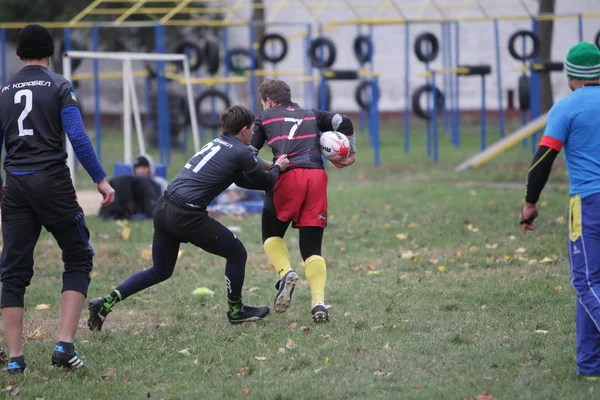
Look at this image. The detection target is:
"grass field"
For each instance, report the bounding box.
[1,120,592,399]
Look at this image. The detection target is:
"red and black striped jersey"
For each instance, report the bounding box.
[251,102,354,170]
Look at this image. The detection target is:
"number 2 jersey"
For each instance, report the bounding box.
[251,101,355,170]
[0,65,78,173]
[166,134,281,208]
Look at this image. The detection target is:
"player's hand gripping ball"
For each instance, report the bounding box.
[320,131,351,161]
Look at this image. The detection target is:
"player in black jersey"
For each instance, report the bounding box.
[88,105,289,330]
[0,25,115,374]
[251,79,356,323]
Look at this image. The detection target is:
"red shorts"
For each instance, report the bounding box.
[272,168,328,228]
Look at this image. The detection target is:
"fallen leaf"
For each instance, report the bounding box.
[487,200,495,206]
[254,356,267,361]
[247,287,259,292]
[384,342,391,350]
[121,226,131,240]
[555,285,563,292]
[515,247,527,253]
[236,367,249,377]
[474,392,495,400]
[7,386,20,396]
[367,270,380,275]
[26,327,43,341]
[242,388,250,395]
[34,304,50,310]
[286,322,298,331]
[401,250,415,260]
[268,264,276,272]
[437,266,446,272]
[178,348,192,357]
[470,190,477,196]
[555,216,566,224]
[285,339,296,349]
[456,251,463,257]
[535,330,549,334]
[481,305,489,309]
[408,222,418,228]
[313,368,322,374]
[509,235,517,240]
[485,243,498,249]
[324,356,329,364]
[528,260,538,265]
[384,204,392,210]
[428,258,439,264]
[101,368,117,380]
[503,255,511,261]
[373,369,393,377]
[358,347,367,355]
[141,248,153,260]
[540,257,553,263]
[466,224,479,233]
[395,233,408,240]
[301,326,312,335]
[278,348,286,354]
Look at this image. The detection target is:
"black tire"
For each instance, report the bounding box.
[518,74,530,111]
[595,30,600,50]
[204,38,220,75]
[353,35,373,64]
[174,41,203,72]
[354,81,373,111]
[412,84,445,120]
[414,33,439,63]
[309,37,337,69]
[316,82,331,111]
[508,30,540,61]
[227,48,253,76]
[259,33,288,64]
[195,89,232,129]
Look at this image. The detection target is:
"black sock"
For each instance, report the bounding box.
[58,341,74,353]
[9,355,25,366]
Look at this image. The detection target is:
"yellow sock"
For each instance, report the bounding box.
[304,255,326,307]
[264,237,292,279]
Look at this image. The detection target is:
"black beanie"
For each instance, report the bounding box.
[16,24,54,59]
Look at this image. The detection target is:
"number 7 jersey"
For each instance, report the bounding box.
[0,65,79,172]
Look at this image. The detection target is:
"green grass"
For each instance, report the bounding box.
[3,120,590,399]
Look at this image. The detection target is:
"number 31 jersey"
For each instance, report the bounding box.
[167,134,262,208]
[0,65,79,173]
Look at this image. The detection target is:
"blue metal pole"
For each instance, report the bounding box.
[92,26,102,164]
[480,75,486,151]
[358,25,366,135]
[432,70,439,162]
[0,29,6,85]
[446,21,456,146]
[404,22,410,154]
[530,17,541,154]
[441,22,449,133]
[370,78,380,166]
[426,63,432,159]
[248,23,258,114]
[578,14,583,42]
[223,26,231,98]
[521,34,528,148]
[493,19,505,139]
[453,21,460,148]
[155,24,171,165]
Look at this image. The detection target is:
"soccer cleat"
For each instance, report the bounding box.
[6,360,27,375]
[88,297,112,331]
[227,303,270,324]
[274,269,299,313]
[51,346,85,370]
[311,304,330,323]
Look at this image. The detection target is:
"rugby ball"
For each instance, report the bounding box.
[320,131,350,161]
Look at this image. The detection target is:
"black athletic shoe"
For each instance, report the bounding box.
[88,297,112,331]
[5,360,27,375]
[227,303,270,324]
[51,345,85,370]
[274,269,299,313]
[311,304,330,323]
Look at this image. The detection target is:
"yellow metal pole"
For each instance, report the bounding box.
[160,0,194,23]
[224,0,246,22]
[69,0,106,25]
[267,0,288,22]
[114,0,151,25]
[387,0,407,19]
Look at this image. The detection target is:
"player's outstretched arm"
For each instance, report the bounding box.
[61,106,115,205]
[234,154,289,191]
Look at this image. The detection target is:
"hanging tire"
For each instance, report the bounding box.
[412,84,445,120]
[595,30,600,50]
[518,74,530,111]
[204,38,220,75]
[414,33,439,63]
[174,41,203,72]
[353,35,373,64]
[309,37,337,69]
[316,82,331,110]
[227,48,253,75]
[508,30,540,61]
[259,33,288,64]
[195,89,232,129]
[354,81,374,111]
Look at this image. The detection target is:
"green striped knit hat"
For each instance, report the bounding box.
[565,42,600,80]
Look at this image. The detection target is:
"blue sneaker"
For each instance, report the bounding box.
[274,269,299,313]
[6,360,26,375]
[51,345,85,370]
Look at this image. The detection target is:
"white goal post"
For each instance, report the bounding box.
[62,50,201,185]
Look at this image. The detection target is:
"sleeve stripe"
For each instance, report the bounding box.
[540,136,563,151]
[528,148,552,172]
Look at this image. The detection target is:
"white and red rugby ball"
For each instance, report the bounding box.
[319,131,351,161]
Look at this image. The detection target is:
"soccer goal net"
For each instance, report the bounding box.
[61,50,200,186]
